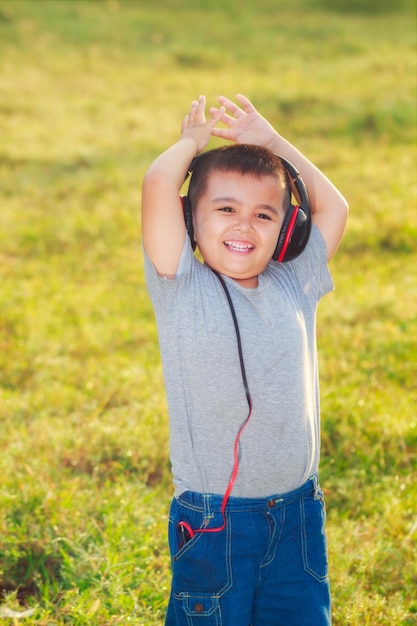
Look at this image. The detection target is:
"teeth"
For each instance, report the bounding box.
[225,241,254,251]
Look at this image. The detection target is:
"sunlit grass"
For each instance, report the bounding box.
[0,0,416,623]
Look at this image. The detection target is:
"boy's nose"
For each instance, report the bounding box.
[233,217,253,233]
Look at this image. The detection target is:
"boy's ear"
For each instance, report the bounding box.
[181,195,196,250]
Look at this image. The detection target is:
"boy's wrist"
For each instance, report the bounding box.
[178,134,204,158]
[264,132,283,154]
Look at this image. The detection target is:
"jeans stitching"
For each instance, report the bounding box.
[300,497,329,583]
[260,506,285,569]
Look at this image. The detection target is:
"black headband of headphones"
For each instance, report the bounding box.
[181,152,311,263]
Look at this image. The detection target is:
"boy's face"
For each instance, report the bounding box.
[193,171,286,288]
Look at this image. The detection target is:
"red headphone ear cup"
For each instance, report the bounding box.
[272,204,311,263]
[273,155,312,262]
[272,206,298,262]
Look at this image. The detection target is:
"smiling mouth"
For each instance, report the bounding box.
[224,240,255,252]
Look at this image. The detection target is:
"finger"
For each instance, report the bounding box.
[217,95,244,118]
[208,105,225,125]
[187,100,199,125]
[221,112,237,126]
[235,93,257,113]
[210,127,231,140]
[193,95,206,123]
[209,107,229,138]
[196,94,206,110]
[210,108,236,127]
[208,105,225,117]
[181,115,189,133]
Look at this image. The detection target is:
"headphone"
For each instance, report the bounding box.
[182,154,311,263]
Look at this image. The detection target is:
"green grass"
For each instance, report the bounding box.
[0,0,416,624]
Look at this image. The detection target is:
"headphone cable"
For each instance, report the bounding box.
[177,271,253,543]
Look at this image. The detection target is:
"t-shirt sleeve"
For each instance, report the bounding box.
[289,224,334,303]
[143,234,194,311]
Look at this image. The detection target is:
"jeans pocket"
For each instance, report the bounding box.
[168,497,232,598]
[300,495,329,582]
[181,593,221,621]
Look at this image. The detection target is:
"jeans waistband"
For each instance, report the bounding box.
[177,474,321,514]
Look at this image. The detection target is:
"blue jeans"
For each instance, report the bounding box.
[165,475,331,626]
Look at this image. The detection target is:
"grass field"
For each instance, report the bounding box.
[0,0,416,624]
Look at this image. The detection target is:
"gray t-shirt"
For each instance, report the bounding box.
[144,225,333,498]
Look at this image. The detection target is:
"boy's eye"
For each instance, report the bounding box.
[218,206,235,213]
[257,213,272,220]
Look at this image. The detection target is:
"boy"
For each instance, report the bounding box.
[141,94,348,625]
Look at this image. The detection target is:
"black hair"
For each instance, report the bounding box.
[187,144,291,211]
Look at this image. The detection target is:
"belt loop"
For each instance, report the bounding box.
[203,494,212,519]
[311,474,319,499]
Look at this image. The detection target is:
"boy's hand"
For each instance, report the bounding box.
[181,95,225,155]
[210,94,278,149]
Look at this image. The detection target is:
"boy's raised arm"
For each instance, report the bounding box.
[210,94,349,261]
[141,96,224,278]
